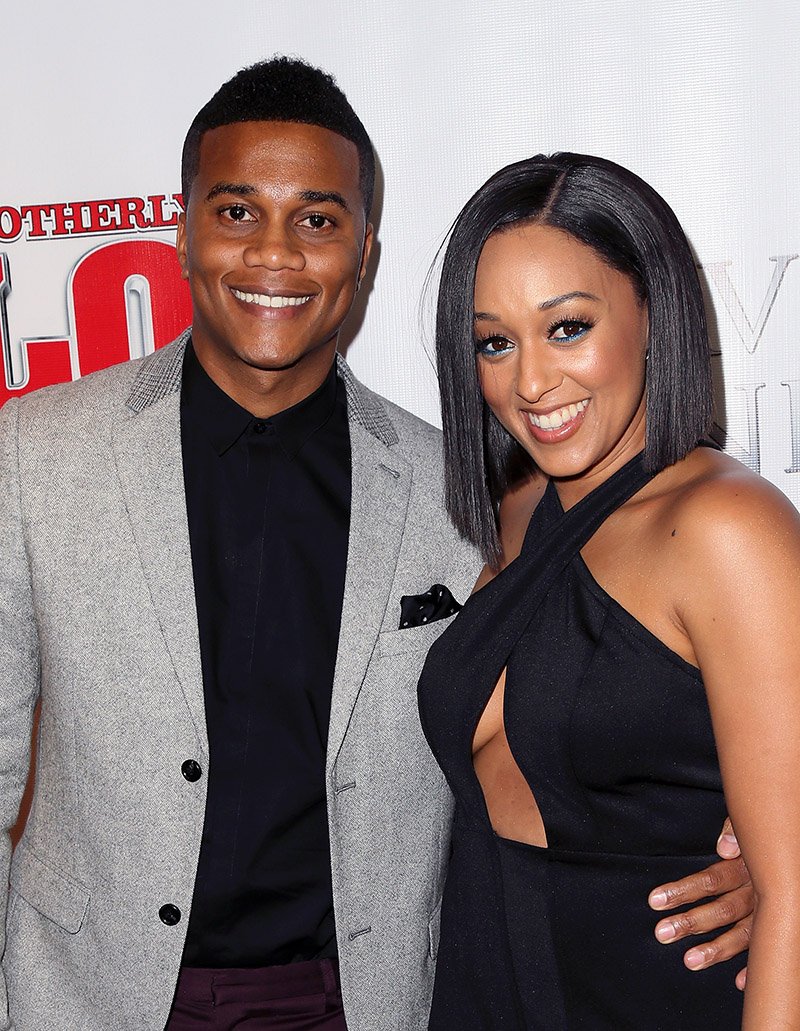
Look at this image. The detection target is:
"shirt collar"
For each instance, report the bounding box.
[181,341,340,458]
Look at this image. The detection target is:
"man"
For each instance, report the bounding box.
[0,58,751,1030]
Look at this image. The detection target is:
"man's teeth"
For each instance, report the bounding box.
[529,399,589,430]
[231,289,312,308]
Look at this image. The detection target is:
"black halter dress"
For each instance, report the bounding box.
[418,453,743,1029]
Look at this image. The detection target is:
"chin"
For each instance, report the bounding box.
[229,338,320,373]
[513,436,598,482]
[239,351,305,372]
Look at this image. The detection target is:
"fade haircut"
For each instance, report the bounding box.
[181,56,375,216]
[435,153,713,567]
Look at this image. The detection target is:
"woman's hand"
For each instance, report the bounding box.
[649,818,750,990]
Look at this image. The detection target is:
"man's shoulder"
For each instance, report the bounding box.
[342,370,480,571]
[373,390,442,451]
[19,358,140,415]
[339,361,442,462]
[11,336,185,433]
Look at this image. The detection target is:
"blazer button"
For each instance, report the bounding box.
[159,904,181,926]
[181,759,202,782]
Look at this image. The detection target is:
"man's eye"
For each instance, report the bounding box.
[223,204,254,223]
[549,320,591,341]
[476,335,514,356]
[301,213,333,230]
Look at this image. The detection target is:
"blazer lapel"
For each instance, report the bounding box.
[111,342,410,768]
[327,361,411,773]
[112,334,208,754]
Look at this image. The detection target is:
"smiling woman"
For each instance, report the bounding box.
[417,153,800,1029]
[474,223,650,490]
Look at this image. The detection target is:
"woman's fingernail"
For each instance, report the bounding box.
[655,922,676,942]
[685,949,705,970]
[649,890,668,909]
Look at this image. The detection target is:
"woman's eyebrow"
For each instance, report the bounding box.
[474,291,600,321]
[539,290,600,310]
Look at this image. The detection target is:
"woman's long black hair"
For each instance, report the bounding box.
[436,153,712,567]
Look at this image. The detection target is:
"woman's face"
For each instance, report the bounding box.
[474,222,649,488]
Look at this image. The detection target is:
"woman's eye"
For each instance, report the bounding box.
[222,204,254,223]
[476,335,514,356]
[300,213,334,230]
[550,320,591,342]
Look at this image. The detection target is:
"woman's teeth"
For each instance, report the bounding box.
[529,399,589,429]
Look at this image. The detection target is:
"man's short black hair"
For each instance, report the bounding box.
[181,56,375,216]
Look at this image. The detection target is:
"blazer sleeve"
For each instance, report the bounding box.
[0,398,42,1028]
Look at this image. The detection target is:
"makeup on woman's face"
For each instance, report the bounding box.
[473,222,649,491]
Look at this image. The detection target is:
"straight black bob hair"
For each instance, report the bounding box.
[181,56,375,216]
[436,152,712,567]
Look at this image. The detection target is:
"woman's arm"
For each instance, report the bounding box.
[677,471,800,1029]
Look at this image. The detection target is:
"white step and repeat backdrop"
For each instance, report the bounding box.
[1,0,797,496]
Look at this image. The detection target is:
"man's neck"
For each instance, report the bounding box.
[191,340,339,419]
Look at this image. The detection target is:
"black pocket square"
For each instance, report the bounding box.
[399,584,463,629]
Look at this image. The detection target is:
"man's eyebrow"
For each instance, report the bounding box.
[205,182,258,202]
[202,184,352,213]
[299,190,351,213]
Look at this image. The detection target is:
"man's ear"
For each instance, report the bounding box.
[176,213,189,281]
[357,222,374,288]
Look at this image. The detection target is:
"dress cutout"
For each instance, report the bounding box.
[418,452,743,1029]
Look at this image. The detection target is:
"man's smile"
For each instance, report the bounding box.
[229,287,315,309]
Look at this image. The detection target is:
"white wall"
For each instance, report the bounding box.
[1,0,797,497]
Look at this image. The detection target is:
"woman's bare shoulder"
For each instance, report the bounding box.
[652,447,800,579]
[659,447,798,530]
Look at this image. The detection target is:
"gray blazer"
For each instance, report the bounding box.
[0,332,480,1030]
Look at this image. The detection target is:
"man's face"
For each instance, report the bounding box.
[177,120,372,410]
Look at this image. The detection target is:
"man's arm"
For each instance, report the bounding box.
[649,818,750,990]
[0,397,43,1028]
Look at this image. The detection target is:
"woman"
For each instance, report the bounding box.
[417,154,800,1029]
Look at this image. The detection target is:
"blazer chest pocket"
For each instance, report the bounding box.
[10,843,90,934]
[377,613,458,659]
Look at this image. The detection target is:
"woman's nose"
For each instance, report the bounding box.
[514,342,562,403]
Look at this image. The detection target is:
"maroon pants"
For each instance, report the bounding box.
[164,958,347,1030]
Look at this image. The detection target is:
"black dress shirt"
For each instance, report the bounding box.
[179,343,351,967]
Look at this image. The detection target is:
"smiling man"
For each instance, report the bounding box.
[0,58,753,1031]
[177,118,372,416]
[0,58,478,1031]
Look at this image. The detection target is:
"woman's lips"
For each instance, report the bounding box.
[523,399,590,443]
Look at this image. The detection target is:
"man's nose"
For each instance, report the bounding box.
[243,222,306,271]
